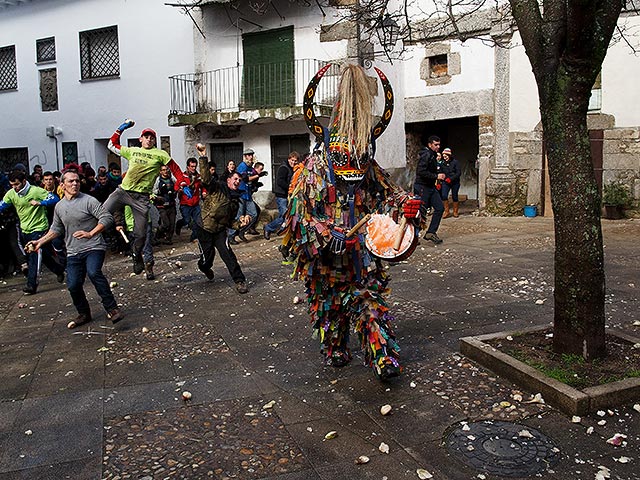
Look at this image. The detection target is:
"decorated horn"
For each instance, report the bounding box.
[371,67,394,141]
[303,63,333,141]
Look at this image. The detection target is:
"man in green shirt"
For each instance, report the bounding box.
[0,171,65,294]
[104,119,186,276]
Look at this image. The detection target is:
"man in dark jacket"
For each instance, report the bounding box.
[195,144,248,294]
[413,135,446,244]
[263,151,300,240]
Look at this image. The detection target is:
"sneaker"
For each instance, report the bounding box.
[228,237,239,246]
[198,263,214,280]
[144,263,155,281]
[56,273,65,284]
[22,285,37,295]
[107,308,124,324]
[235,281,248,294]
[423,232,443,244]
[238,232,248,242]
[132,254,144,275]
[67,312,92,329]
[263,229,271,240]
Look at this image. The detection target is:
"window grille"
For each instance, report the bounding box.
[0,148,29,174]
[62,142,78,165]
[39,68,58,111]
[36,37,56,63]
[0,45,18,91]
[79,26,120,80]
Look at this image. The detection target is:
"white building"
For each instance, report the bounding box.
[167,0,407,204]
[403,9,640,213]
[0,0,194,174]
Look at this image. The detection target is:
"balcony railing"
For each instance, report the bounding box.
[169,59,340,116]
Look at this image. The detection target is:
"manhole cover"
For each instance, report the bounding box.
[446,420,559,477]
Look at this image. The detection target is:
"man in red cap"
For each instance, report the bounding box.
[104,120,186,276]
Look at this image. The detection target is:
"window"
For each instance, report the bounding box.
[588,71,602,112]
[39,68,58,111]
[0,147,29,174]
[62,142,78,165]
[0,45,17,91]
[79,26,119,80]
[36,37,56,63]
[429,54,448,78]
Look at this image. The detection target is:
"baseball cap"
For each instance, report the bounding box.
[141,128,157,138]
[243,148,255,155]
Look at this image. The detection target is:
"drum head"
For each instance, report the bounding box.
[364,214,417,262]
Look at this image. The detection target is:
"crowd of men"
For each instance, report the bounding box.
[0,120,302,330]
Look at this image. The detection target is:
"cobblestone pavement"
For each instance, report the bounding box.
[0,216,638,480]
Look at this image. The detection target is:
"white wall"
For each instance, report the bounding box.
[403,38,495,99]
[508,32,541,133]
[195,2,406,172]
[197,2,348,72]
[601,15,640,127]
[0,0,194,172]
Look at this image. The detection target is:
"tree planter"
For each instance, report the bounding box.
[460,326,640,415]
[603,204,624,220]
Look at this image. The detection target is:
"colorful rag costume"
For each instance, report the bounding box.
[281,64,421,380]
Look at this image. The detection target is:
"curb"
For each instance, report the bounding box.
[459,326,640,415]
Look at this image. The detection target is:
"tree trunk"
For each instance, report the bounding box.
[540,73,606,360]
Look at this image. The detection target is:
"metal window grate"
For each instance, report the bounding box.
[0,148,29,174]
[36,37,56,63]
[62,142,78,165]
[0,45,18,91]
[79,26,119,80]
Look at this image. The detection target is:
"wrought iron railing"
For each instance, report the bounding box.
[169,59,340,115]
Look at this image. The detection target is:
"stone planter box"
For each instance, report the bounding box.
[460,326,640,415]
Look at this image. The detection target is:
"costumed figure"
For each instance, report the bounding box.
[281,63,422,380]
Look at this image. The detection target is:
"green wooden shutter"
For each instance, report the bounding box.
[242,26,294,108]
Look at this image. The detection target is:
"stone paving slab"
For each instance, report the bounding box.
[0,390,102,473]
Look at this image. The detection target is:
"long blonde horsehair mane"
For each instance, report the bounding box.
[331,64,374,156]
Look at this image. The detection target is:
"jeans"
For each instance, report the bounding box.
[414,183,444,235]
[264,197,288,234]
[179,204,201,241]
[228,198,257,239]
[197,228,246,283]
[440,182,461,202]
[158,205,176,241]
[104,187,151,258]
[66,249,117,315]
[142,221,154,265]
[21,230,64,290]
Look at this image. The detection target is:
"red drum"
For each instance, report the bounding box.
[364,214,418,262]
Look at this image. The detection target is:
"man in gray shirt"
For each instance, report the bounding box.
[30,170,124,329]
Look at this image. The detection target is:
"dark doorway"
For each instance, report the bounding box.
[210,142,243,173]
[405,116,479,200]
[589,129,604,193]
[270,134,309,190]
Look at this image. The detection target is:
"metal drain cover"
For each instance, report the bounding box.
[446,420,559,477]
